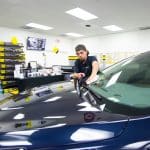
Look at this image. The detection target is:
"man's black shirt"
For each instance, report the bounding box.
[74,56,97,77]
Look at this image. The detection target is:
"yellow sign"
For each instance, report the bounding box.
[68,56,79,60]
[52,46,59,54]
[11,36,18,45]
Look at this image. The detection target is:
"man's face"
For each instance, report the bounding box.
[76,50,88,61]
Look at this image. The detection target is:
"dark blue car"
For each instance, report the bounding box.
[0,51,149,150]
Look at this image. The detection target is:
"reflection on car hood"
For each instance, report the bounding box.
[0,90,129,148]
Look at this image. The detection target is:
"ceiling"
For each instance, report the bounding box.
[0,0,150,38]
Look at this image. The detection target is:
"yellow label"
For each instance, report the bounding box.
[2,81,7,85]
[1,64,6,68]
[68,56,79,60]
[25,97,31,102]
[26,120,32,128]
[0,59,4,63]
[0,76,4,80]
[0,53,4,56]
[0,41,4,45]
[8,88,19,95]
[0,47,4,51]
[3,89,9,93]
[101,55,107,60]
[1,70,5,74]
[57,85,63,91]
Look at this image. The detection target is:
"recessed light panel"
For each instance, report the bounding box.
[66,33,84,37]
[66,7,98,21]
[103,25,123,31]
[26,23,53,30]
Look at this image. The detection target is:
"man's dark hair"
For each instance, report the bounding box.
[75,44,87,52]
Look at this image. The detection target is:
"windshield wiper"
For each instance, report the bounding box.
[80,85,107,111]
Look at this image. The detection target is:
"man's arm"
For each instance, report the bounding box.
[86,60,99,83]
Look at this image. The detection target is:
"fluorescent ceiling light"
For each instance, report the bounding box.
[103,25,123,31]
[66,7,98,21]
[66,33,84,37]
[26,23,53,30]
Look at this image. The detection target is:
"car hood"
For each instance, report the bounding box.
[0,90,129,148]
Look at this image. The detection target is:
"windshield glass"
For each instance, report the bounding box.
[90,51,150,115]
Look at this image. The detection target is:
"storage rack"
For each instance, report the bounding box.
[0,42,25,94]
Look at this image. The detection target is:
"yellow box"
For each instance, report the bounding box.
[4,89,9,93]
[0,76,5,80]
[0,41,4,45]
[0,59,4,63]
[1,64,6,68]
[1,70,5,74]
[0,47,4,51]
[0,53,4,56]
[2,81,7,85]
[8,88,19,95]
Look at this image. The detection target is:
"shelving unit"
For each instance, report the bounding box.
[0,42,25,94]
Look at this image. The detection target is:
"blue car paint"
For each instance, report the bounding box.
[0,116,149,149]
[0,118,128,149]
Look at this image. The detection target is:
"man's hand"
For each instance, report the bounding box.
[78,73,85,79]
[86,75,99,84]
[70,73,85,79]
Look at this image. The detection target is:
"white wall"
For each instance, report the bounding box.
[73,30,150,53]
[73,30,150,68]
[0,26,73,67]
[1,27,150,68]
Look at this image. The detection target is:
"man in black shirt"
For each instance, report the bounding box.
[72,44,99,84]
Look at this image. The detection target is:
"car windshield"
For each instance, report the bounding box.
[90,51,150,115]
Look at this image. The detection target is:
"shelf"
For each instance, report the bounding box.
[0,42,25,94]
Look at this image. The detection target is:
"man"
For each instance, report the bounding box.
[71,44,99,84]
